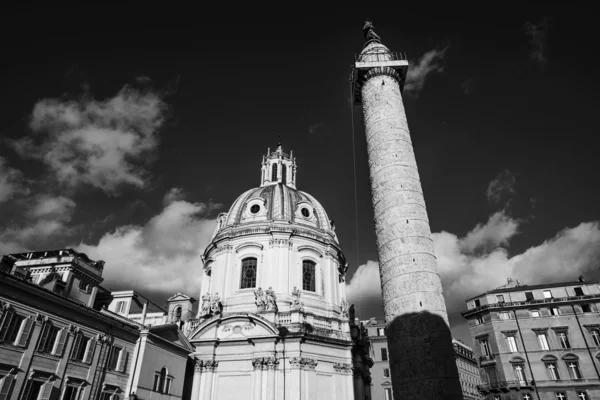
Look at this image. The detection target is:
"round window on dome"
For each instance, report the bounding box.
[250,204,260,214]
[301,208,310,218]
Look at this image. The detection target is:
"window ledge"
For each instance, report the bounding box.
[69,360,92,367]
[0,342,25,351]
[34,351,62,360]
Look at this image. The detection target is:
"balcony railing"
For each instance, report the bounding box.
[354,51,407,63]
[477,379,534,393]
[463,293,600,317]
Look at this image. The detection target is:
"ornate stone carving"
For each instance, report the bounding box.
[210,293,222,315]
[200,292,211,316]
[363,19,381,42]
[291,286,301,309]
[201,360,218,372]
[290,357,318,370]
[333,363,353,375]
[265,286,278,312]
[254,287,267,312]
[194,359,204,372]
[252,358,263,370]
[340,298,349,318]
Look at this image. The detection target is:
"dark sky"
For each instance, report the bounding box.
[1,7,599,345]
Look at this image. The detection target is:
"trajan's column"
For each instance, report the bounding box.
[352,20,463,398]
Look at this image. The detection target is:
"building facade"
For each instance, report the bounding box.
[179,143,372,400]
[0,250,193,400]
[463,279,600,400]
[453,339,483,400]
[363,317,483,400]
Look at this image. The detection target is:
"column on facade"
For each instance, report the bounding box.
[201,360,217,400]
[252,358,263,400]
[266,357,279,400]
[288,357,302,400]
[223,245,232,298]
[190,359,203,400]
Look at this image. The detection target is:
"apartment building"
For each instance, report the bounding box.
[454,338,484,400]
[463,278,600,400]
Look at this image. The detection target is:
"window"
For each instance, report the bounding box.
[240,257,257,289]
[271,163,278,182]
[108,346,128,372]
[63,382,85,400]
[37,323,60,354]
[480,339,491,356]
[476,315,484,325]
[507,336,518,353]
[114,301,126,314]
[250,204,260,214]
[546,363,560,380]
[523,395,531,400]
[302,260,316,292]
[581,304,592,313]
[514,365,526,385]
[0,311,25,344]
[71,334,95,364]
[384,388,393,400]
[555,393,566,400]
[21,379,47,400]
[383,368,390,377]
[474,299,481,307]
[381,348,388,361]
[301,208,310,218]
[558,332,571,349]
[377,327,385,336]
[574,287,584,296]
[153,368,173,394]
[590,329,600,346]
[537,333,550,350]
[551,307,560,316]
[499,312,510,320]
[577,392,589,400]
[99,388,120,400]
[281,164,287,184]
[531,309,540,318]
[0,370,16,400]
[567,362,582,380]
[525,292,534,301]
[543,290,553,299]
[497,295,505,303]
[78,280,91,294]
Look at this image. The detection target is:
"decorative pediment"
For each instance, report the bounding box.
[235,243,264,253]
[562,353,579,361]
[167,293,195,303]
[509,356,526,364]
[541,354,558,362]
[188,313,279,342]
[297,245,323,258]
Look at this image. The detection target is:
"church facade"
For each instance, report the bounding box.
[182,143,372,400]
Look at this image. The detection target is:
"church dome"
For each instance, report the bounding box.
[222,183,336,235]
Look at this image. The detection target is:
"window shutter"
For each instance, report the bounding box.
[38,323,51,352]
[116,349,127,372]
[0,313,14,341]
[52,329,68,356]
[38,382,54,400]
[71,335,82,360]
[0,374,15,400]
[16,317,34,347]
[83,339,96,364]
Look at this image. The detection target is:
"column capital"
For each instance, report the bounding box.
[290,357,318,370]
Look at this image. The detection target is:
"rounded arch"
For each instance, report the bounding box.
[297,245,323,258]
[562,353,579,361]
[541,354,558,362]
[188,312,280,341]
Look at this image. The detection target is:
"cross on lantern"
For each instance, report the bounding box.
[556,393,566,400]
[578,393,588,400]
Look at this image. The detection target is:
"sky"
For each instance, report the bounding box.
[1,7,599,346]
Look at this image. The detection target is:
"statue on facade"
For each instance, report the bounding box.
[210,292,222,315]
[348,304,355,322]
[291,286,301,309]
[254,287,267,312]
[362,19,381,42]
[340,298,349,318]
[265,286,278,312]
[200,292,211,316]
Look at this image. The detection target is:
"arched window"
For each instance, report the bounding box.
[153,367,172,394]
[240,257,258,289]
[282,164,287,184]
[302,260,316,292]
[159,367,167,392]
[271,164,278,182]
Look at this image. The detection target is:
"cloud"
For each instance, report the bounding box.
[459,211,519,253]
[524,17,551,67]
[9,84,167,195]
[0,157,26,203]
[404,47,448,97]
[486,169,516,205]
[0,195,77,253]
[78,192,220,295]
[163,187,186,205]
[308,122,324,135]
[346,216,600,327]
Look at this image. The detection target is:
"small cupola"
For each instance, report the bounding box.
[260,139,297,188]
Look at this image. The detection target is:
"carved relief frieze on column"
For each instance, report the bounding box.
[290,357,318,370]
[203,360,219,372]
[333,363,353,375]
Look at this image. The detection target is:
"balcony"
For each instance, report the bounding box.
[479,355,496,365]
[462,293,600,317]
[478,380,535,393]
